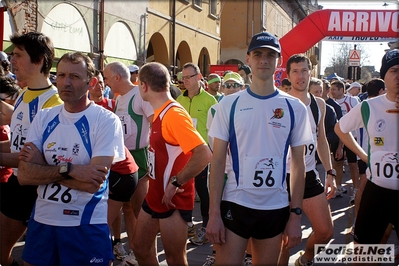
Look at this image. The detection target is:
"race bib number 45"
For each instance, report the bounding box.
[243,157,282,188]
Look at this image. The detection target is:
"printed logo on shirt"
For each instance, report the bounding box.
[271,108,284,119]
[47,121,58,134]
[58,147,68,151]
[386,152,399,164]
[47,142,56,148]
[256,157,278,170]
[16,111,23,121]
[239,107,253,112]
[63,210,79,216]
[72,143,80,156]
[374,137,384,146]
[374,119,386,132]
[52,154,73,164]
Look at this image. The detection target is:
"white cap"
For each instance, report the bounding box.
[348,82,361,91]
[0,51,10,64]
[128,64,139,73]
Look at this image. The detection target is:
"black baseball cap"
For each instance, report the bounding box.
[380,49,399,80]
[247,32,281,54]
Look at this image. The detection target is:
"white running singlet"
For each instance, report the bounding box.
[115,86,153,150]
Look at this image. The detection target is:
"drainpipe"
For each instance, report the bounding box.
[143,13,148,63]
[172,0,176,74]
[99,0,105,70]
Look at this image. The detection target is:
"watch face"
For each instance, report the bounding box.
[60,164,67,173]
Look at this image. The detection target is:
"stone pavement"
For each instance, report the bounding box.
[11,164,399,265]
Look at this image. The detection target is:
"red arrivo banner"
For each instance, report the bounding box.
[275,9,399,86]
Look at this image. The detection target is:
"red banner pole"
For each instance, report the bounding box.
[0,7,4,51]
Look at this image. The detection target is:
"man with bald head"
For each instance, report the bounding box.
[103,62,154,264]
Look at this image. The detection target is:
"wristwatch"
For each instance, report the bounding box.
[290,208,302,215]
[59,162,72,179]
[170,176,181,187]
[326,169,337,177]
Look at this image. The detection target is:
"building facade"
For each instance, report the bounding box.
[1,0,221,75]
[1,0,322,77]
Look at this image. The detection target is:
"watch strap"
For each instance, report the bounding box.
[326,169,336,177]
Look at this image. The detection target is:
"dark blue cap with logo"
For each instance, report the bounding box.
[247,32,281,54]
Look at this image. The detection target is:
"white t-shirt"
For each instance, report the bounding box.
[27,103,125,226]
[339,94,398,190]
[209,89,313,210]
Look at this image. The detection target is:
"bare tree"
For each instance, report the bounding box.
[326,42,371,80]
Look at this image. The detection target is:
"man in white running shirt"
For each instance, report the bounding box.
[335,49,399,246]
[18,52,125,266]
[206,32,312,265]
[280,53,337,266]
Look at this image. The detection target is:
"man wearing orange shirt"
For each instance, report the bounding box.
[132,62,211,265]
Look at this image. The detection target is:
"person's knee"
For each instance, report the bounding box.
[314,224,334,243]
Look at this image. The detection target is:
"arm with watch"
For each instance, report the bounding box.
[18,142,112,194]
[283,145,306,249]
[161,143,211,208]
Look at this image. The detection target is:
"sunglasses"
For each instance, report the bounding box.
[223,83,241,89]
[181,74,198,81]
[130,71,139,74]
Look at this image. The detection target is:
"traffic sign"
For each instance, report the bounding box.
[349,49,361,66]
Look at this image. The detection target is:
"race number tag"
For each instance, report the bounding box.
[242,156,282,188]
[370,151,399,190]
[10,124,29,151]
[37,183,79,204]
[147,148,155,180]
[119,115,132,136]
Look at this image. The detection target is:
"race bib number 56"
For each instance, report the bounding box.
[243,156,282,188]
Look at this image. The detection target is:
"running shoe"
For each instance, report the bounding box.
[331,190,343,198]
[189,227,209,245]
[338,186,348,194]
[349,188,358,205]
[113,242,127,260]
[188,224,196,237]
[121,250,138,266]
[202,254,216,266]
[295,255,313,266]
